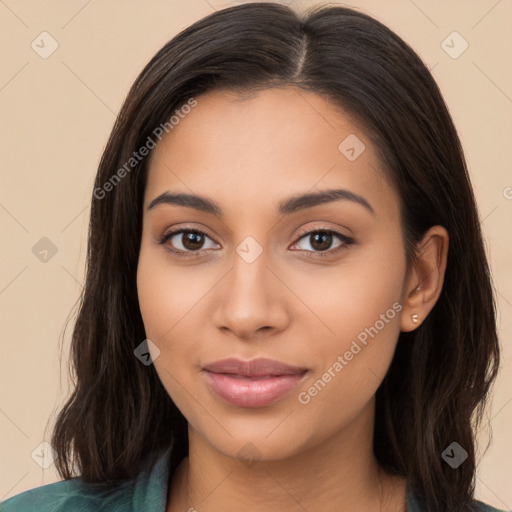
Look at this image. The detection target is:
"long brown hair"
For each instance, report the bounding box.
[50,3,500,511]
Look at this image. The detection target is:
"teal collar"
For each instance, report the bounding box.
[406,482,422,511]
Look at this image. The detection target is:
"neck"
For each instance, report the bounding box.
[167,399,406,512]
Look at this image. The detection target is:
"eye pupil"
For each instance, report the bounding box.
[311,232,332,251]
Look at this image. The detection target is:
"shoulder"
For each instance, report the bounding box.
[0,478,107,512]
[0,477,137,512]
[473,499,508,512]
[407,487,507,512]
[1,448,171,512]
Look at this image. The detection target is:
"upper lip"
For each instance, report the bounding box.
[202,358,308,377]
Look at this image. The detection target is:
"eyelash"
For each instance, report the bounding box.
[158,226,354,260]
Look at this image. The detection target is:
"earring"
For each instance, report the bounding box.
[411,314,419,323]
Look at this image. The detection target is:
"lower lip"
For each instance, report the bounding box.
[203,371,306,408]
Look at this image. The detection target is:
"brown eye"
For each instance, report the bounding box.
[291,229,354,258]
[159,229,220,257]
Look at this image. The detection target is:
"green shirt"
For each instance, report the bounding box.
[1,449,505,511]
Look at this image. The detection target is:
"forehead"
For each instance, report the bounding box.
[144,87,399,220]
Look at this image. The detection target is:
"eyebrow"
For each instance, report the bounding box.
[147,188,375,216]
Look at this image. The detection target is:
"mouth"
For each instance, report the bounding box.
[202,358,309,408]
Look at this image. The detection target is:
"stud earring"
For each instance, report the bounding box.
[411,314,419,323]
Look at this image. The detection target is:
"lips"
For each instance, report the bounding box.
[202,358,308,408]
[202,357,308,377]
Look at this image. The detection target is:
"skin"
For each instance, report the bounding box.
[136,86,449,512]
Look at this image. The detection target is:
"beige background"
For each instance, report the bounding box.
[0,0,510,508]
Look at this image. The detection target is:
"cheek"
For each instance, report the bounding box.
[136,242,203,340]
[136,243,210,397]
[292,240,406,413]
[297,241,406,352]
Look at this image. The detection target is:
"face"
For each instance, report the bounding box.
[137,86,409,463]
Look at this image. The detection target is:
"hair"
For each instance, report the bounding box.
[50,3,500,511]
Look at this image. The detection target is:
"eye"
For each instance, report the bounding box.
[290,228,354,258]
[159,228,220,258]
[159,226,354,259]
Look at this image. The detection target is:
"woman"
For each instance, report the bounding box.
[3,2,505,511]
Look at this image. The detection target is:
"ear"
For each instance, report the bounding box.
[401,225,449,332]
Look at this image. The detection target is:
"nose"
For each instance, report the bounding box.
[212,249,290,341]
